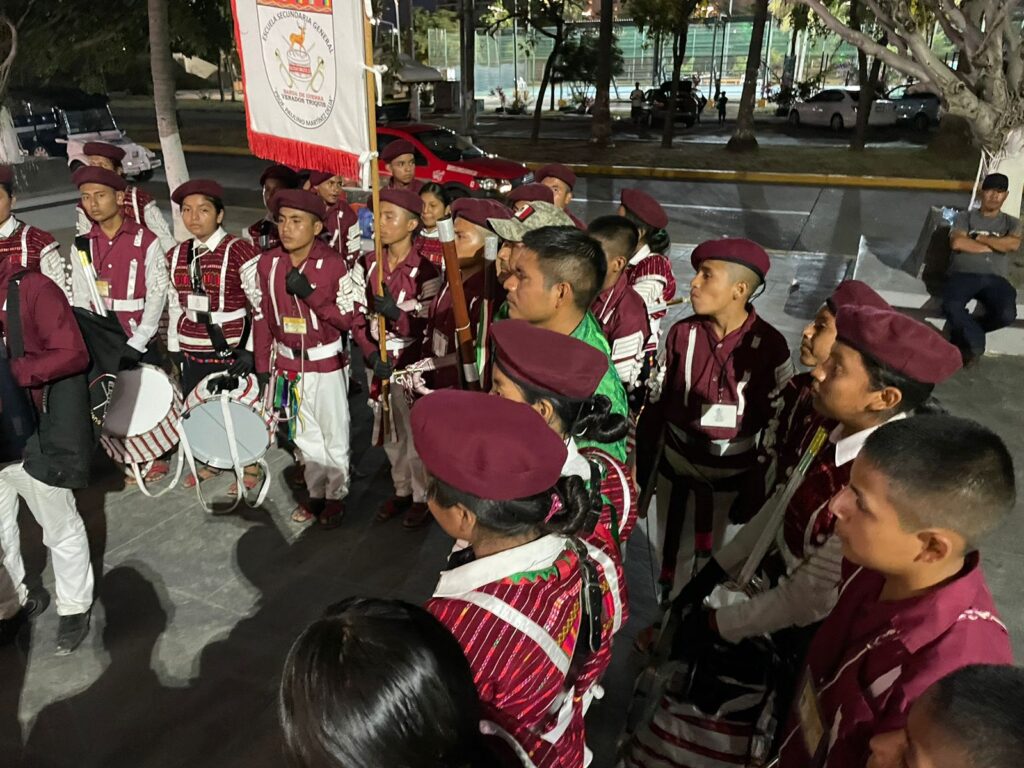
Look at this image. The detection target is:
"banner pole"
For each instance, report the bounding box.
[362,10,392,441]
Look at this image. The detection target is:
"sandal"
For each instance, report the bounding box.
[319,500,345,529]
[184,466,221,489]
[124,460,170,486]
[291,504,316,524]
[228,465,264,496]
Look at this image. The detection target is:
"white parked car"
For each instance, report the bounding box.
[886,84,942,131]
[787,87,897,131]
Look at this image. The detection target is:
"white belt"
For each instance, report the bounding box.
[276,338,344,362]
[103,297,145,312]
[385,337,415,353]
[185,307,248,324]
[668,423,756,457]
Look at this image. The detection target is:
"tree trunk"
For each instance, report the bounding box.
[847,0,882,152]
[460,0,476,138]
[988,126,1024,220]
[217,50,225,102]
[661,23,689,149]
[148,0,189,240]
[727,0,768,152]
[590,0,614,146]
[531,30,562,144]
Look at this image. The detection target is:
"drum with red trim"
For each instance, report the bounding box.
[99,365,182,465]
[181,373,274,469]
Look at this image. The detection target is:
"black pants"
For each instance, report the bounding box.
[181,355,231,398]
[941,272,1018,357]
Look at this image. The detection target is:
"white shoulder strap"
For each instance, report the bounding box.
[460,590,571,675]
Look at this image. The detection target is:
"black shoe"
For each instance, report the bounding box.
[55,610,91,656]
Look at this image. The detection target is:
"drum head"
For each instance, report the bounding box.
[182,399,271,470]
[102,366,174,438]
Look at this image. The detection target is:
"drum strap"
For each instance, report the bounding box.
[5,271,26,359]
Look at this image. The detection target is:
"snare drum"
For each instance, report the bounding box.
[181,373,275,470]
[100,365,182,465]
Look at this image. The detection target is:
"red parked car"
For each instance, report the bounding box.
[377,124,532,197]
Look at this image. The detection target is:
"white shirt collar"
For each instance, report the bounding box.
[0,216,19,238]
[196,227,228,252]
[628,243,651,266]
[831,412,909,467]
[432,534,569,597]
[561,437,591,481]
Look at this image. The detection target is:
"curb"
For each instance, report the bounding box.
[147,142,974,193]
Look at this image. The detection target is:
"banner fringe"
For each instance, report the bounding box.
[247,129,363,181]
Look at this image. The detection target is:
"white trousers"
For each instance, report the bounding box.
[648,445,744,599]
[0,463,94,616]
[0,544,20,620]
[293,367,351,501]
[370,373,427,501]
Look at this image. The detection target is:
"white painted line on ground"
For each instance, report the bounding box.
[573,197,811,216]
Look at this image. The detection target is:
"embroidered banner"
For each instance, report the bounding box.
[231,0,370,179]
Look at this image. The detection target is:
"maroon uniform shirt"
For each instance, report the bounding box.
[0,216,61,279]
[253,239,357,375]
[387,176,424,195]
[647,309,793,470]
[245,218,282,253]
[591,276,651,392]
[323,201,362,268]
[778,553,1012,768]
[352,244,441,373]
[413,230,444,269]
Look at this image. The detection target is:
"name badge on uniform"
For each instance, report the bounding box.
[432,328,449,357]
[187,294,210,313]
[282,316,307,335]
[95,280,111,298]
[700,403,738,429]
[798,673,827,764]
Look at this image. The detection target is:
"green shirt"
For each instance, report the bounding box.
[488,305,629,462]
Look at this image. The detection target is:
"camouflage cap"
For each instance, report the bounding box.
[487,200,576,242]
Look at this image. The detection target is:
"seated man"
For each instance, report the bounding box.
[942,172,1021,366]
[778,415,1015,768]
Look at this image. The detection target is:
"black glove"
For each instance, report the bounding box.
[671,606,718,663]
[118,344,144,371]
[285,268,314,299]
[367,350,393,380]
[373,287,401,322]
[670,557,729,617]
[227,349,255,377]
[209,374,240,394]
[256,371,271,397]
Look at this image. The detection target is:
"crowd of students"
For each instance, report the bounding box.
[0,143,1020,767]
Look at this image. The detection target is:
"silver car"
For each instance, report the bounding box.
[886,85,941,131]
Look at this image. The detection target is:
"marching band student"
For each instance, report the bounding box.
[535,164,585,228]
[414,182,451,269]
[75,141,176,253]
[381,140,424,194]
[165,179,262,489]
[253,189,358,529]
[0,165,66,289]
[0,254,95,654]
[618,187,677,351]
[640,238,792,598]
[352,187,440,529]
[245,164,300,253]
[505,182,554,213]
[867,664,1024,768]
[777,415,1015,768]
[413,390,615,768]
[305,170,361,266]
[422,197,511,392]
[488,213,630,462]
[280,597,503,768]
[587,215,651,400]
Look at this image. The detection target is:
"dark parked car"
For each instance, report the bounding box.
[637,81,702,128]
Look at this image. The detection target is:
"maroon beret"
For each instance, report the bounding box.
[507,183,554,205]
[72,165,127,192]
[380,139,417,163]
[691,237,771,280]
[491,319,607,400]
[83,141,126,163]
[826,280,889,314]
[171,179,225,206]
[259,164,299,187]
[270,189,327,222]
[536,163,577,190]
[835,305,962,384]
[451,197,513,229]
[376,186,423,217]
[0,165,12,186]
[412,389,567,501]
[620,188,668,230]
[306,170,338,188]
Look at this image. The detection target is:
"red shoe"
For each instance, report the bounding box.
[402,502,432,529]
[319,499,345,529]
[377,495,412,521]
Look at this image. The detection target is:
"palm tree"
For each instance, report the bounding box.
[148,0,189,239]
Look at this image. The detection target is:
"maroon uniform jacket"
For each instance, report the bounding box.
[647,309,794,471]
[0,216,64,289]
[245,218,282,253]
[352,244,441,375]
[166,229,260,356]
[253,239,357,375]
[323,201,362,268]
[591,277,651,392]
[758,371,834,496]
[778,553,1012,768]
[387,176,424,195]
[413,230,444,269]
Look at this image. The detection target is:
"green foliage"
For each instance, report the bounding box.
[412,7,459,61]
[552,31,625,91]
